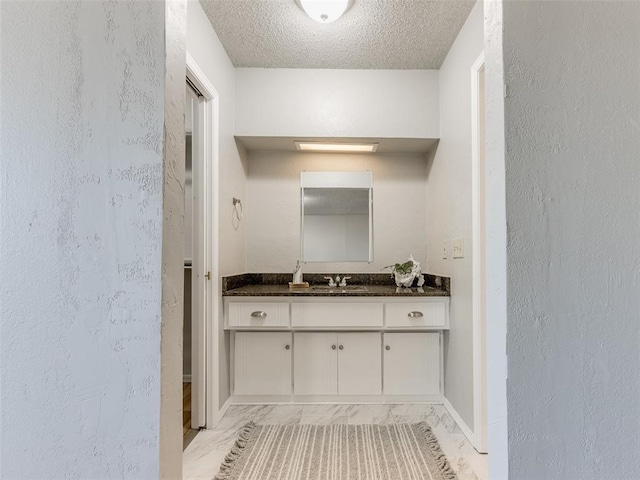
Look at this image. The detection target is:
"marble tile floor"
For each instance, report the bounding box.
[183,404,488,480]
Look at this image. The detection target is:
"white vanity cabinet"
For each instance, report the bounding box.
[234,332,292,396]
[337,332,382,395]
[385,302,447,329]
[292,302,383,328]
[226,296,448,402]
[228,302,289,328]
[383,333,440,395]
[294,332,338,395]
[294,332,382,396]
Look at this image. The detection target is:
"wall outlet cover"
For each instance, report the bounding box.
[452,237,464,258]
[442,240,448,259]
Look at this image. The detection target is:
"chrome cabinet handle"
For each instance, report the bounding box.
[339,345,344,350]
[251,311,267,318]
[285,345,290,350]
[385,345,391,350]
[331,345,337,350]
[407,311,424,318]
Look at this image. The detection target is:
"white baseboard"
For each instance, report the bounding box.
[208,398,231,429]
[229,394,444,405]
[442,397,476,447]
[183,374,192,383]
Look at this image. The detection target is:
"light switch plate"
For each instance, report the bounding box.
[442,240,448,259]
[452,237,464,258]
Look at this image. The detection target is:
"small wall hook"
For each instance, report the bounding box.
[232,197,243,222]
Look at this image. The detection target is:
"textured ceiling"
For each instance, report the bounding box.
[199,0,476,69]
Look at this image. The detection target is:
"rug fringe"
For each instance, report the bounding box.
[213,422,256,480]
[417,421,459,480]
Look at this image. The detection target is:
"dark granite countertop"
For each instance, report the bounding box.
[222,273,450,297]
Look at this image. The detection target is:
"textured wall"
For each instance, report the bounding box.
[235,68,440,139]
[160,0,186,478]
[247,152,427,273]
[426,1,483,431]
[0,1,165,478]
[187,0,248,408]
[502,2,640,478]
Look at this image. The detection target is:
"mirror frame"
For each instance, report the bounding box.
[300,171,373,263]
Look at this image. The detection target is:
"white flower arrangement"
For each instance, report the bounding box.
[384,254,425,288]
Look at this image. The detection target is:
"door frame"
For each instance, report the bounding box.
[184,78,205,429]
[471,51,488,454]
[186,52,220,428]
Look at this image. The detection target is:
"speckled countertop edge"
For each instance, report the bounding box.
[222,273,450,297]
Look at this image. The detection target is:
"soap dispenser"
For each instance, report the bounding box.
[293,260,303,284]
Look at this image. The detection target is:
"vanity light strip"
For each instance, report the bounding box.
[294,141,379,153]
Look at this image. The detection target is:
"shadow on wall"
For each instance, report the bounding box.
[425,140,439,179]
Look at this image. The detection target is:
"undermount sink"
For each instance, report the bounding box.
[308,285,369,293]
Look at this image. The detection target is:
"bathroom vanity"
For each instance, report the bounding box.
[223,273,450,404]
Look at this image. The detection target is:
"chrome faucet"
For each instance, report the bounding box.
[323,275,350,287]
[324,276,337,287]
[324,275,351,287]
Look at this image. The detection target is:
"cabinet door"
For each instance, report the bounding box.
[383,333,440,395]
[337,332,382,395]
[234,332,292,395]
[294,333,338,395]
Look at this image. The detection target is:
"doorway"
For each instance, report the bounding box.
[471,52,488,454]
[184,53,222,440]
[184,78,207,444]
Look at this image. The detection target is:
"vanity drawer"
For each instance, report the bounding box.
[385,302,448,328]
[227,302,290,328]
[292,302,383,328]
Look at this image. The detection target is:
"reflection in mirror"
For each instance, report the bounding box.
[301,172,373,263]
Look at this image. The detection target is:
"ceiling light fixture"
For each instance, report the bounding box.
[294,141,379,153]
[296,0,353,24]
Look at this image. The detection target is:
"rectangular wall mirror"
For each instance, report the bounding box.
[301,171,373,262]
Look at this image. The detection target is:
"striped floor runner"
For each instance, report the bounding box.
[215,422,457,480]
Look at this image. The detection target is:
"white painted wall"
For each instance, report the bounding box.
[0,1,166,478]
[425,2,483,431]
[187,0,247,278]
[247,152,428,273]
[484,0,509,477]
[501,2,640,478]
[235,68,440,139]
[186,0,248,407]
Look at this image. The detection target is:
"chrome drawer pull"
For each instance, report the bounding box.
[332,345,337,350]
[385,345,391,350]
[285,345,291,350]
[251,311,267,318]
[407,311,424,318]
